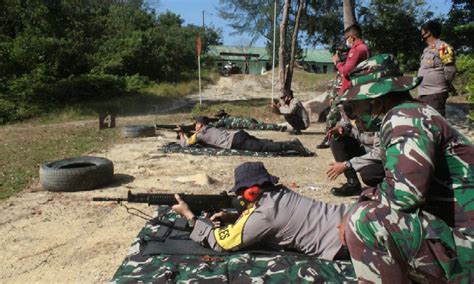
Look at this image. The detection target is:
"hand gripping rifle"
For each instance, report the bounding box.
[93,191,234,231]
[93,190,233,214]
[155,124,195,139]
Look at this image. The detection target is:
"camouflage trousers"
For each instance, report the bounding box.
[325,100,342,131]
[215,117,286,131]
[346,201,474,283]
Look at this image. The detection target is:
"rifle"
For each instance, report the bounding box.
[155,124,195,139]
[335,46,350,63]
[93,190,234,214]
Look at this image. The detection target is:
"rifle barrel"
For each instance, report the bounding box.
[92,197,126,202]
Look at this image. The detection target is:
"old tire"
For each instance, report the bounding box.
[121,125,155,138]
[40,156,114,192]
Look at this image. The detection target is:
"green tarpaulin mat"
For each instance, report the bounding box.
[112,209,356,283]
[159,142,313,157]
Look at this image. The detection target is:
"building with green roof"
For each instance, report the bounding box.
[207,45,334,75]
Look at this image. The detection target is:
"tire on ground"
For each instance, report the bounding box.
[121,125,156,138]
[40,156,114,192]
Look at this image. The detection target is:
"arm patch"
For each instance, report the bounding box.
[439,44,454,65]
[186,133,198,145]
[213,207,255,250]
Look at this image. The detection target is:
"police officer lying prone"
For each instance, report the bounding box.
[177,116,313,156]
[172,161,349,261]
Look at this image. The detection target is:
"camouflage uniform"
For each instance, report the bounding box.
[339,54,474,282]
[160,142,312,157]
[210,116,285,131]
[112,211,357,283]
[325,74,343,130]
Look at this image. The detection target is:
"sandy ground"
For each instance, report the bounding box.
[1,75,472,283]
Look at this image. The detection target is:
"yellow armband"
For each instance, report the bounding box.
[439,44,454,65]
[186,133,198,145]
[213,207,255,250]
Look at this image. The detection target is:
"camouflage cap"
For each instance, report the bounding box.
[339,54,423,102]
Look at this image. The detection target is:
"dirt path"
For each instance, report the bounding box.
[0,75,472,283]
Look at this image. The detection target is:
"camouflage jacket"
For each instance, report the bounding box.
[211,116,256,128]
[362,101,474,256]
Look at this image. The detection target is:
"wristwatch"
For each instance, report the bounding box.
[344,161,352,169]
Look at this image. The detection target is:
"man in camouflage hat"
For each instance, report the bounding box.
[210,109,286,131]
[418,20,457,117]
[178,116,313,156]
[272,89,310,135]
[172,161,349,260]
[337,54,474,282]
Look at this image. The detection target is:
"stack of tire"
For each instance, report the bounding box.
[40,156,114,192]
[121,125,155,138]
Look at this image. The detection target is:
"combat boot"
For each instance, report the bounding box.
[330,183,362,197]
[289,129,302,135]
[331,168,362,196]
[289,139,314,157]
[316,136,330,149]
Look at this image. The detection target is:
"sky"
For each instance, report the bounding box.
[151,0,452,48]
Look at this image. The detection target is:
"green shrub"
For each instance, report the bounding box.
[124,74,151,91]
[457,54,474,75]
[0,98,17,124]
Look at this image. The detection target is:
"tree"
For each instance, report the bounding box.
[279,0,306,93]
[343,0,356,28]
[303,0,343,50]
[217,0,279,45]
[358,0,432,71]
[442,0,474,53]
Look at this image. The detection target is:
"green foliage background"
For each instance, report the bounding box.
[0,0,222,124]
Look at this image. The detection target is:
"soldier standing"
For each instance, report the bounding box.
[417,20,456,117]
[338,54,474,282]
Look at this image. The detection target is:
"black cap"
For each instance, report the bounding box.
[229,162,279,192]
[195,116,210,125]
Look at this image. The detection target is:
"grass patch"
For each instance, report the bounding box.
[0,123,123,199]
[0,71,220,199]
[26,71,220,125]
[292,69,334,92]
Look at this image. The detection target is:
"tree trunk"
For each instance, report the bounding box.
[284,0,304,92]
[343,0,356,29]
[278,0,290,92]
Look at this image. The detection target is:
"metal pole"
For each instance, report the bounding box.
[202,10,205,29]
[271,0,277,104]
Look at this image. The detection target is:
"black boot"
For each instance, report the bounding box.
[331,168,362,196]
[289,139,314,157]
[330,183,362,196]
[316,135,330,149]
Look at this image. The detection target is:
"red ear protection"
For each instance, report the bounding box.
[243,186,262,202]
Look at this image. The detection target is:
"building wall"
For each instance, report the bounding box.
[215,60,270,75]
[301,62,335,74]
[215,60,334,75]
